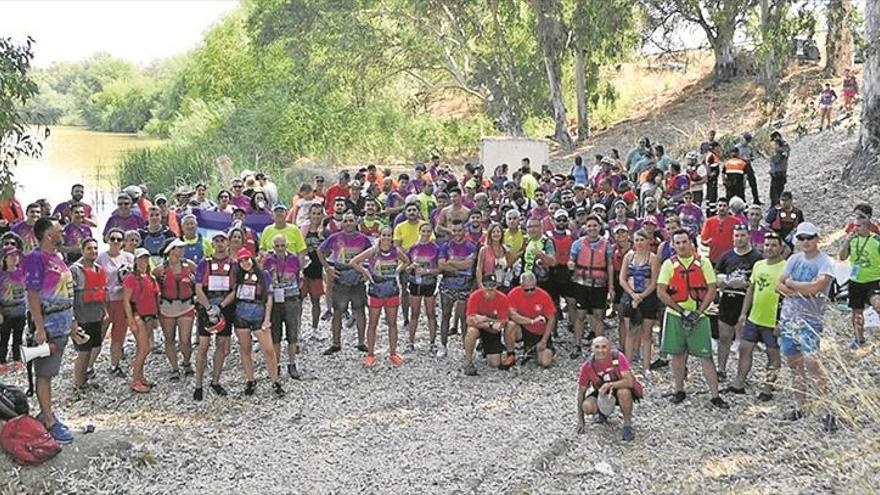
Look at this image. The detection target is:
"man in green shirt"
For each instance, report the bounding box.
[416,182,437,221]
[728,232,786,401]
[657,229,729,409]
[519,159,540,200]
[839,215,880,349]
[260,203,307,267]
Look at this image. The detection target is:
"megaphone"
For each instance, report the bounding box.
[597,391,616,416]
[22,342,58,363]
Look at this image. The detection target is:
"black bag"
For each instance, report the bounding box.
[0,383,29,421]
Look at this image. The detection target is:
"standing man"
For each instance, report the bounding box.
[393,201,424,333]
[765,191,804,241]
[736,132,762,205]
[568,215,614,358]
[24,217,76,443]
[462,274,512,376]
[436,188,470,238]
[776,222,837,431]
[53,183,97,227]
[103,192,146,241]
[714,225,763,381]
[12,202,41,254]
[838,215,880,349]
[700,198,740,265]
[767,131,790,207]
[728,232,785,400]
[325,171,350,216]
[656,229,729,409]
[60,205,94,264]
[69,238,106,389]
[264,234,303,379]
[437,221,478,355]
[260,203,307,263]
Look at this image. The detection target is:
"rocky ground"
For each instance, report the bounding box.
[3,127,880,494]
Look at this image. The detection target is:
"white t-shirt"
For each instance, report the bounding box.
[96,250,135,301]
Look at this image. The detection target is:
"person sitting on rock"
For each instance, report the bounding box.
[576,336,642,442]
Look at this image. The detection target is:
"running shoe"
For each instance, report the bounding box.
[462,361,478,376]
[210,383,228,396]
[288,363,301,380]
[193,387,203,401]
[109,365,126,378]
[783,409,804,421]
[621,426,635,442]
[86,367,96,379]
[650,358,669,369]
[244,380,256,396]
[671,391,687,404]
[169,369,181,382]
[821,414,839,433]
[323,345,342,355]
[364,355,377,368]
[356,343,368,353]
[436,345,448,358]
[182,363,194,376]
[721,385,746,395]
[48,420,74,444]
[405,342,415,354]
[320,309,333,321]
[848,338,866,350]
[716,371,728,383]
[757,391,773,402]
[569,345,582,360]
[130,381,151,394]
[273,382,286,397]
[710,397,730,409]
[389,354,404,367]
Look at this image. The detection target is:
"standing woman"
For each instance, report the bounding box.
[406,223,440,352]
[351,226,410,367]
[842,68,858,114]
[122,248,161,393]
[0,244,26,372]
[154,239,197,381]
[619,229,660,373]
[123,230,141,256]
[96,227,134,377]
[476,223,513,292]
[219,248,284,397]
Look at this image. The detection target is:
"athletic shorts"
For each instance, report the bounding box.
[541,279,573,303]
[660,312,713,358]
[848,280,880,310]
[718,294,745,326]
[302,277,325,297]
[622,292,659,323]
[368,295,400,309]
[160,299,195,319]
[522,329,553,351]
[586,386,641,404]
[408,283,437,298]
[440,286,472,302]
[572,285,608,312]
[33,335,68,379]
[333,284,367,313]
[197,301,234,337]
[478,328,503,355]
[74,321,103,352]
[778,317,822,356]
[271,299,302,344]
[741,320,779,349]
[612,279,624,305]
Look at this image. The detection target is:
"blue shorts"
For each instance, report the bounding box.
[741,321,779,349]
[778,317,822,356]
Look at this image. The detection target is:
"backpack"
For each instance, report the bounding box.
[1,415,62,465]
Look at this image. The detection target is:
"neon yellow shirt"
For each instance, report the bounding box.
[658,255,716,314]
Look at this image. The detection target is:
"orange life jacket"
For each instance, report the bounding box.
[573,238,608,286]
[723,158,747,175]
[667,255,708,303]
[550,231,573,265]
[81,264,107,304]
[160,263,195,301]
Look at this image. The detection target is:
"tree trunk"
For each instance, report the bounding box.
[575,48,589,143]
[532,0,574,148]
[846,0,880,180]
[712,23,737,83]
[825,0,854,76]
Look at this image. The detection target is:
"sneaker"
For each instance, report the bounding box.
[109,365,126,378]
[320,309,333,321]
[193,387,203,401]
[210,383,228,396]
[288,363,301,380]
[463,361,478,376]
[585,331,596,344]
[356,343,368,353]
[244,380,256,396]
[322,345,342,356]
[592,413,607,424]
[449,325,459,336]
[717,371,728,382]
[48,421,74,444]
[182,363,194,376]
[273,382,286,397]
[671,391,687,404]
[169,369,181,382]
[364,355,377,368]
[344,315,356,329]
[621,426,635,442]
[757,391,773,402]
[569,345,582,360]
[389,354,404,367]
[436,345,448,359]
[86,367,96,380]
[721,385,746,395]
[405,342,415,353]
[651,358,669,370]
[783,409,804,421]
[848,338,866,351]
[499,352,516,370]
[710,397,730,409]
[821,414,839,433]
[130,381,151,394]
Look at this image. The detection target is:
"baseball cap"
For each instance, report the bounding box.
[272,202,288,211]
[482,273,499,288]
[134,248,150,259]
[612,224,629,233]
[153,194,168,205]
[212,231,229,240]
[591,203,607,211]
[405,194,420,205]
[164,238,187,255]
[553,209,569,220]
[612,200,627,210]
[643,215,659,226]
[795,222,819,238]
[236,247,254,261]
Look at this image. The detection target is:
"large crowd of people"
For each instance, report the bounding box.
[0,128,877,446]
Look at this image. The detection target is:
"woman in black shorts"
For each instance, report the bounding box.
[405,223,441,353]
[618,229,660,373]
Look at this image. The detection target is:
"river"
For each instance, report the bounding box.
[16,126,163,216]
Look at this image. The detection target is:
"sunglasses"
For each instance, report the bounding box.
[796,234,818,241]
[523,287,536,293]
[4,241,17,247]
[117,202,131,207]
[233,185,243,189]
[109,237,123,242]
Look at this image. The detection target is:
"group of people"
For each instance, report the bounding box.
[0,127,876,445]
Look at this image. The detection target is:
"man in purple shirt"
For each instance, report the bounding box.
[264,234,303,380]
[60,204,93,263]
[12,202,41,254]
[24,217,76,444]
[102,192,145,241]
[52,183,97,227]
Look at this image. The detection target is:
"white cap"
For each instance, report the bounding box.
[794,222,818,237]
[134,248,151,259]
[164,238,188,255]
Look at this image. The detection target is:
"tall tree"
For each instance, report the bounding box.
[825,0,854,76]
[644,0,759,82]
[0,36,46,199]
[532,0,574,148]
[858,0,880,169]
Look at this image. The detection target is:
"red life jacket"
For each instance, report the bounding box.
[204,257,233,296]
[235,268,266,303]
[550,231,573,265]
[667,255,708,304]
[160,263,195,301]
[573,238,608,286]
[81,264,107,304]
[770,208,799,232]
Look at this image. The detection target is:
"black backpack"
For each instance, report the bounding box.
[0,383,29,421]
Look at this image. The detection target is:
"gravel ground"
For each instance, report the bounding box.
[3,129,879,494]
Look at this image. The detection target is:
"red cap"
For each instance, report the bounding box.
[236,247,253,261]
[643,215,659,226]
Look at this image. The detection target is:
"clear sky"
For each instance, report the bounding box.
[0,0,239,67]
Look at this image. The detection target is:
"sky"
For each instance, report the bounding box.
[0,0,239,67]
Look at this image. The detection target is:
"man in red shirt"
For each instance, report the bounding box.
[463,274,513,376]
[324,171,350,216]
[504,272,556,368]
[700,197,739,263]
[576,336,640,441]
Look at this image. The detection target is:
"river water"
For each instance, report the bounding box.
[16,126,163,216]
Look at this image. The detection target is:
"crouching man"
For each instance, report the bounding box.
[462,274,514,376]
[503,272,556,368]
[576,337,642,441]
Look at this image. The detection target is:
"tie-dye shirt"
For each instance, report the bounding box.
[11,221,37,254]
[319,231,373,266]
[23,249,74,337]
[0,267,26,317]
[439,239,477,278]
[407,242,440,286]
[63,222,93,253]
[263,252,302,294]
[102,212,145,240]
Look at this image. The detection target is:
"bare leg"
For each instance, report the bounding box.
[160,317,179,372]
[36,377,54,427]
[354,307,366,346]
[440,293,453,347]
[617,388,634,427]
[573,309,587,347]
[733,341,755,389]
[788,353,806,410]
[717,322,735,374]
[179,317,194,366]
[425,297,437,344]
[408,295,422,344]
[640,319,655,372]
[256,329,279,382]
[238,329,255,381]
[701,357,721,398]
[212,336,228,383]
[132,319,152,384]
[366,308,381,356]
[387,306,399,355]
[195,336,209,387]
[671,353,687,392]
[463,326,479,363]
[73,351,89,387]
